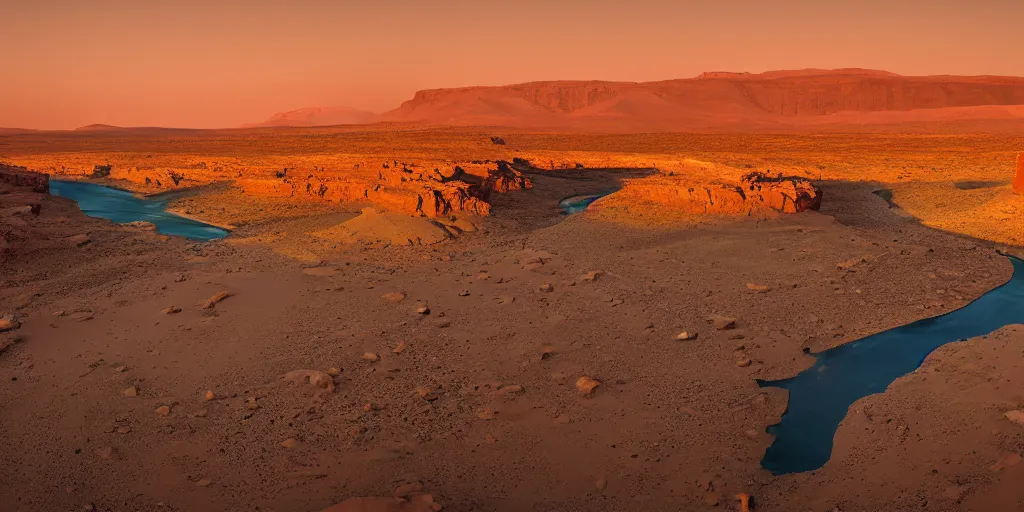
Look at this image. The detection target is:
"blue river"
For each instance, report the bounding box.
[759,254,1024,474]
[50,180,228,241]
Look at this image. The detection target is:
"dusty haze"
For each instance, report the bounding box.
[3,0,1024,129]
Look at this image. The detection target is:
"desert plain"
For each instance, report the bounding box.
[2,71,1024,512]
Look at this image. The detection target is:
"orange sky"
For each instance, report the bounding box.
[2,0,1022,129]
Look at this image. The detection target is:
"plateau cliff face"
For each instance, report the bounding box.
[374,70,1024,131]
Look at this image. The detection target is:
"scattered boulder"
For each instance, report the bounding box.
[0,318,20,332]
[1004,410,1024,426]
[708,314,737,330]
[200,291,233,309]
[122,386,138,397]
[204,390,216,401]
[282,369,336,392]
[66,234,91,247]
[675,331,697,341]
[155,405,171,416]
[576,376,601,395]
[582,271,602,282]
[539,284,554,292]
[490,136,506,145]
[745,283,771,293]
[363,352,380,362]
[281,438,299,449]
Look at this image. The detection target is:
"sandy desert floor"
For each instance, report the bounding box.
[1,129,1023,511]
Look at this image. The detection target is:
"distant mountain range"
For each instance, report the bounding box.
[243,69,1024,131]
[242,106,379,128]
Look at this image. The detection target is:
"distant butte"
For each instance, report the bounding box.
[248,69,1024,131]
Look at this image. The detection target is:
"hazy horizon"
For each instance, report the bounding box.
[3,0,1023,130]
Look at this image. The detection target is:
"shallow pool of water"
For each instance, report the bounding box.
[50,180,228,241]
[759,254,1024,475]
[558,192,613,214]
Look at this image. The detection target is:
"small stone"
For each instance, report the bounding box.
[67,234,91,247]
[381,291,406,303]
[154,405,171,416]
[583,271,602,282]
[736,358,753,368]
[362,352,380,362]
[744,429,759,439]
[576,376,601,395]
[477,408,496,420]
[1004,410,1024,426]
[704,492,721,507]
[745,283,771,293]
[675,331,697,341]
[194,409,208,418]
[115,426,131,434]
[595,477,607,492]
[204,390,215,401]
[496,384,524,395]
[416,306,430,315]
[458,289,470,297]
[477,272,490,280]
[990,453,1023,472]
[539,283,554,292]
[392,342,407,354]
[394,482,424,498]
[122,386,138,397]
[195,478,213,488]
[281,438,299,449]
[95,446,114,460]
[540,346,555,360]
[554,414,571,424]
[435,320,451,328]
[161,306,182,315]
[708,314,737,330]
[327,367,342,376]
[200,291,232,309]
[485,434,497,443]
[0,318,20,332]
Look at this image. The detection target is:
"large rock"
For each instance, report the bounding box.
[0,165,49,193]
[1014,152,1024,195]
[740,172,822,213]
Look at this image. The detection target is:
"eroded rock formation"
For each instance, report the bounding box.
[741,172,822,213]
[0,165,49,193]
[593,171,821,217]
[236,160,531,218]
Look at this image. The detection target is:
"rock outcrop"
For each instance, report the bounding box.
[236,160,531,218]
[0,165,49,193]
[591,171,821,217]
[740,172,822,213]
[1014,153,1024,195]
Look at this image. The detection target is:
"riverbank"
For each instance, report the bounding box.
[2,171,1020,511]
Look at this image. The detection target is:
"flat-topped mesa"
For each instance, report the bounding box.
[0,164,49,193]
[237,160,532,217]
[592,171,822,217]
[1014,152,1024,195]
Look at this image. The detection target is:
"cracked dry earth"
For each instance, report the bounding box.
[1,179,1023,512]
